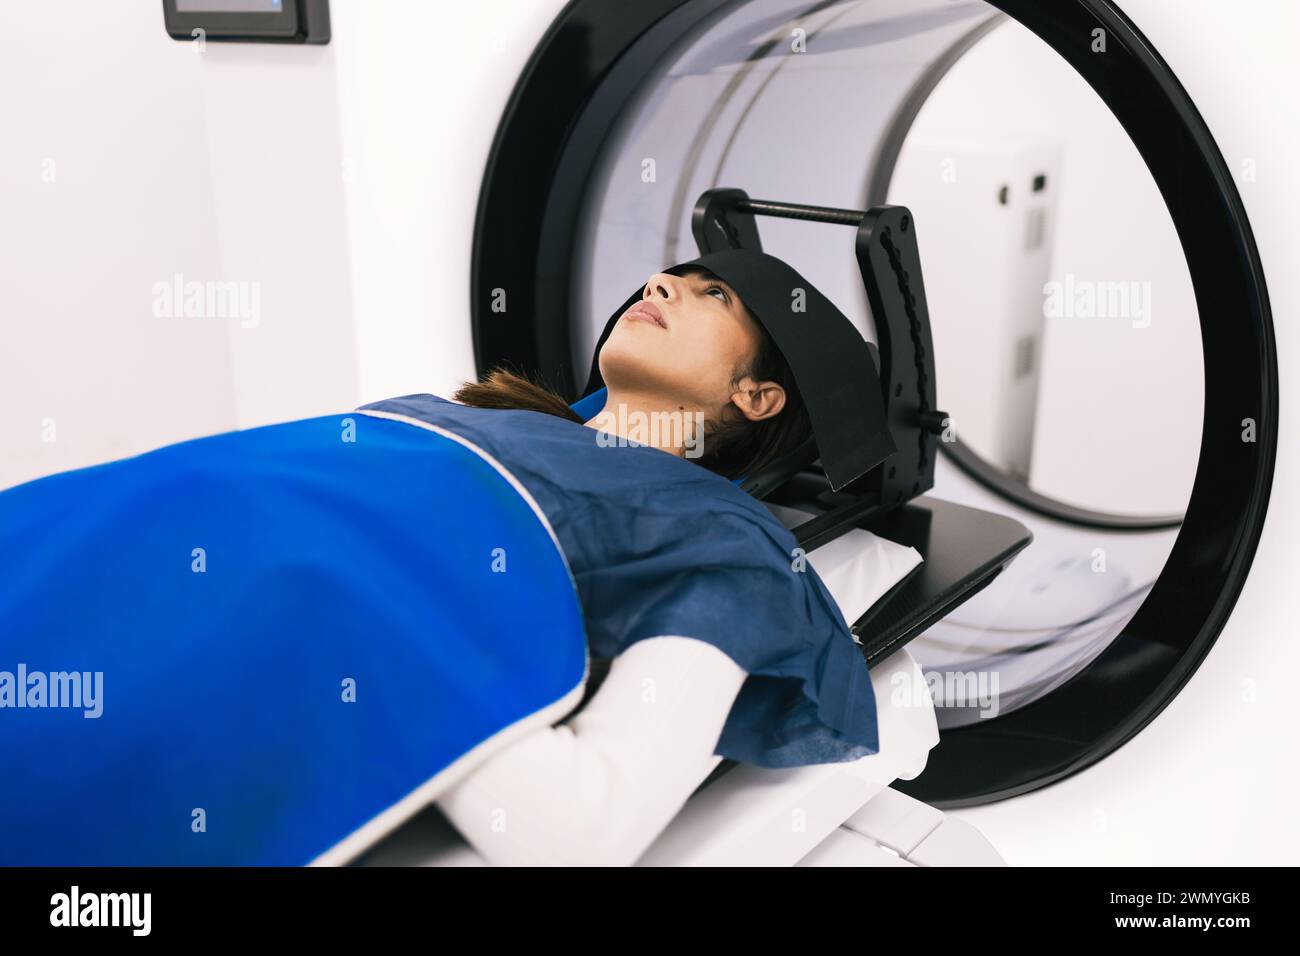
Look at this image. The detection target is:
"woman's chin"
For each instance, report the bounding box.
[600,340,670,383]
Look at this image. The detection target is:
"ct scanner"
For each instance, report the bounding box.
[0,0,1294,866]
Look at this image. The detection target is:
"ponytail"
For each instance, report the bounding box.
[452,366,583,424]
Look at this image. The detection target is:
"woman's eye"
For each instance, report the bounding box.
[706,285,729,303]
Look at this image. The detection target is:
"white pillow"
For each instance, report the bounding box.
[763,502,923,638]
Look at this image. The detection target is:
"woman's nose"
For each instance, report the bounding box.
[644,273,677,301]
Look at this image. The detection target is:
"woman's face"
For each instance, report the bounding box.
[598,267,785,420]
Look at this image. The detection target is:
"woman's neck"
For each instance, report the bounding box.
[583,389,707,459]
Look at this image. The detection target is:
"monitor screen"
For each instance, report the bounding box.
[176,1,285,11]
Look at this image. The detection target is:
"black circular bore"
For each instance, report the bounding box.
[470,0,1277,807]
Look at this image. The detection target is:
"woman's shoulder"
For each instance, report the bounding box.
[357,392,455,415]
[356,392,798,549]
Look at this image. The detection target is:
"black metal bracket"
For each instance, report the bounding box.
[856,206,943,506]
[689,188,948,547]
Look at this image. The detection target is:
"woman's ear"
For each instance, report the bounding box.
[730,378,786,422]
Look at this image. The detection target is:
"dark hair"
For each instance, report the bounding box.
[453,364,585,424]
[693,318,811,479]
[453,282,812,481]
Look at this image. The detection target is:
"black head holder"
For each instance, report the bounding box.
[581,248,896,492]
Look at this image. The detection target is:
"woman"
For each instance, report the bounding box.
[360,251,897,866]
[453,264,810,481]
[0,249,898,867]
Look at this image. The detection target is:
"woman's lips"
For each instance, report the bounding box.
[624,302,667,329]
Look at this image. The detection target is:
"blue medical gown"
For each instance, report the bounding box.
[360,395,880,768]
[0,411,591,865]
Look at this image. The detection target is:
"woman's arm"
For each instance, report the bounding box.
[434,635,747,866]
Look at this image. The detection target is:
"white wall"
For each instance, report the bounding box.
[330,0,571,406]
[0,0,568,490]
[0,2,240,489]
